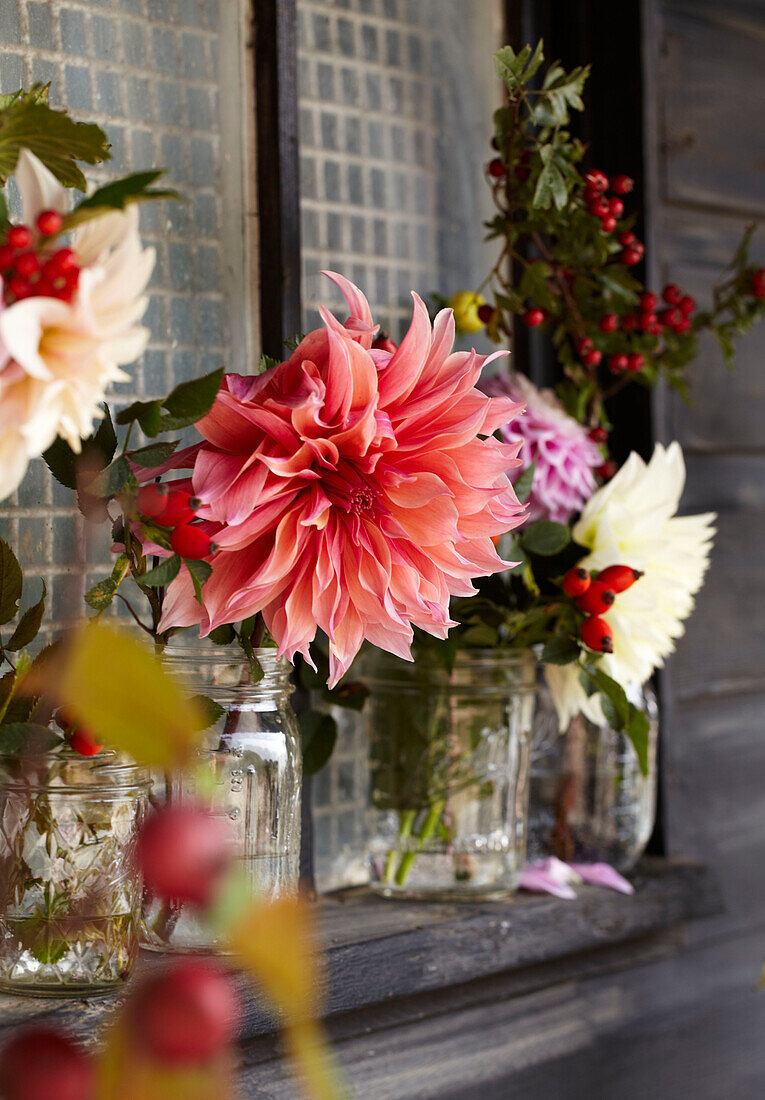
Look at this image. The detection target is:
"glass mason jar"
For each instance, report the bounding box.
[363,648,537,901]
[527,676,659,872]
[0,747,149,996]
[142,644,301,952]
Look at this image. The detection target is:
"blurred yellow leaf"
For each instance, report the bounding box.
[97,1015,237,1100]
[229,895,346,1100]
[31,622,203,767]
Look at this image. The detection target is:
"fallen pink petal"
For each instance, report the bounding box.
[570,862,635,895]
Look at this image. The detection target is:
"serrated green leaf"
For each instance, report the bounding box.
[0,723,61,754]
[63,170,180,230]
[257,353,279,374]
[0,538,23,625]
[521,520,571,556]
[187,693,226,730]
[43,406,116,490]
[127,440,179,468]
[514,460,536,504]
[159,367,224,431]
[115,399,163,437]
[89,455,131,498]
[5,581,46,651]
[533,144,568,210]
[299,709,338,775]
[238,630,265,683]
[139,555,181,588]
[0,95,110,187]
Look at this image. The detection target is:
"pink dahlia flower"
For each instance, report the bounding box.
[480,371,601,524]
[149,273,527,684]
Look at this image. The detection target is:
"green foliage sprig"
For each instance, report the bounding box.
[473,41,765,435]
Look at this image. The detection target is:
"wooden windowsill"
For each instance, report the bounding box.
[0,857,722,1047]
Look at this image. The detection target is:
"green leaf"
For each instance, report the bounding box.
[730,223,756,270]
[0,189,9,228]
[115,399,163,437]
[283,333,305,352]
[5,581,46,651]
[187,694,226,731]
[127,440,179,468]
[84,577,118,612]
[493,41,545,93]
[298,710,338,775]
[139,555,181,588]
[514,460,536,504]
[89,455,131,498]
[325,679,369,712]
[541,634,580,666]
[0,723,61,754]
[159,367,224,431]
[0,538,23,625]
[185,558,212,604]
[209,623,236,645]
[64,170,180,229]
[238,630,265,684]
[43,405,117,489]
[0,93,110,188]
[533,144,568,210]
[257,353,279,374]
[626,704,650,776]
[521,520,571,556]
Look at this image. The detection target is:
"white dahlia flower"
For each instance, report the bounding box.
[545,442,716,727]
[0,148,155,500]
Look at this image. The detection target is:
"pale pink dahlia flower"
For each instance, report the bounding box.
[151,273,528,684]
[480,371,601,524]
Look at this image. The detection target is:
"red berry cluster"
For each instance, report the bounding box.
[136,483,216,560]
[561,563,644,654]
[583,170,633,237]
[0,209,80,306]
[603,284,696,375]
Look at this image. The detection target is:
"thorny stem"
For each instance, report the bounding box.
[115,594,153,635]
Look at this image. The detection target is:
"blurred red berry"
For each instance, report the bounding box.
[638,311,657,332]
[36,209,64,237]
[130,961,239,1066]
[599,313,618,333]
[608,353,629,374]
[611,174,634,195]
[660,307,683,329]
[678,294,696,315]
[0,1028,93,1100]
[674,317,692,334]
[0,244,14,269]
[601,215,617,233]
[6,225,32,250]
[607,197,624,218]
[622,315,637,332]
[588,426,608,444]
[43,247,77,277]
[582,348,602,367]
[588,196,609,218]
[662,284,682,305]
[477,303,495,324]
[70,729,103,757]
[627,352,645,372]
[14,252,39,278]
[488,158,506,178]
[6,275,31,300]
[576,337,594,354]
[523,307,545,327]
[596,460,617,481]
[621,247,642,266]
[640,291,658,311]
[618,231,636,246]
[136,805,232,907]
[584,170,609,193]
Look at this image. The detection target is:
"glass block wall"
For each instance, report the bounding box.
[296,0,504,890]
[0,0,255,637]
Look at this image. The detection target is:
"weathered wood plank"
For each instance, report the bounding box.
[659,3,765,216]
[0,861,720,1047]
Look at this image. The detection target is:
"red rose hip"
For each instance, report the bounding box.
[130,961,240,1066]
[576,580,616,616]
[596,564,644,592]
[155,488,199,527]
[0,1028,93,1100]
[562,567,591,598]
[170,524,214,559]
[136,805,232,907]
[70,729,103,757]
[580,615,614,653]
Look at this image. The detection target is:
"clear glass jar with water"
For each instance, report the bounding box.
[142,644,301,952]
[363,648,537,901]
